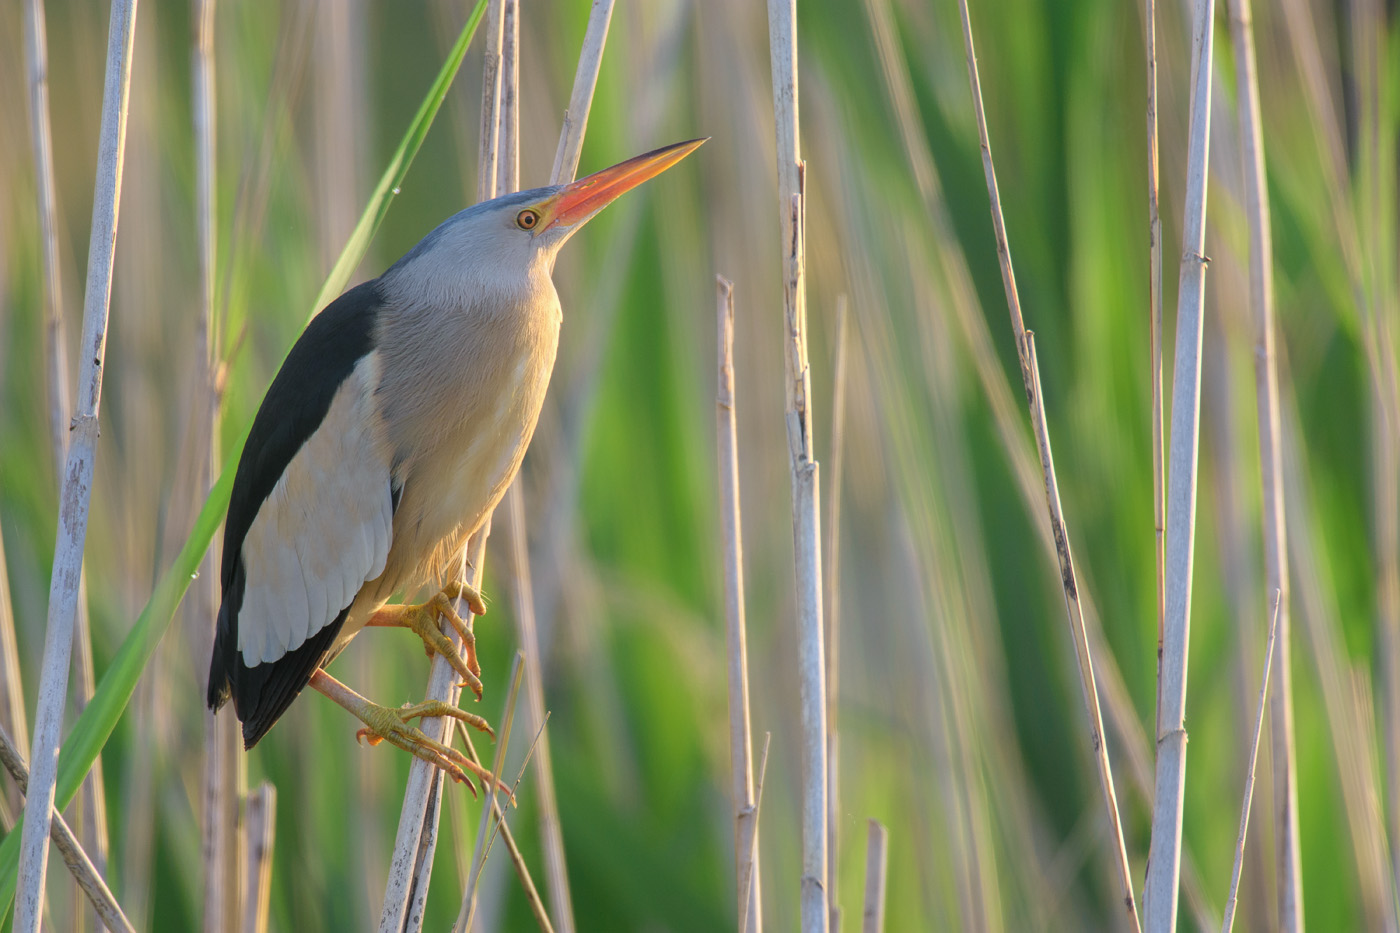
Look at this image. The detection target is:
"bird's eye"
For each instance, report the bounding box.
[516,209,540,230]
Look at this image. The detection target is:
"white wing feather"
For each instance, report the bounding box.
[237,356,392,666]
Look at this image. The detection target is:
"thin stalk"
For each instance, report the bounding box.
[0,524,25,822]
[502,487,574,933]
[954,3,1141,926]
[717,276,763,933]
[456,721,553,932]
[1222,593,1282,933]
[737,734,773,933]
[1226,0,1304,925]
[378,532,490,933]
[14,2,139,930]
[241,784,275,933]
[476,0,504,205]
[1023,336,1142,930]
[499,11,576,924]
[1143,0,1166,741]
[861,820,887,933]
[0,728,133,933]
[495,0,518,197]
[25,0,110,916]
[826,298,849,933]
[381,7,505,928]
[550,0,615,186]
[1145,0,1216,927]
[767,4,829,929]
[458,653,526,932]
[189,1,242,931]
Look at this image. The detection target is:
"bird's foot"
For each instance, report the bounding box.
[367,581,488,699]
[354,698,509,797]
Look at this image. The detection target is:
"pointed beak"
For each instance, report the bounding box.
[543,138,707,232]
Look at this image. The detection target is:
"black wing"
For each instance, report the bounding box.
[207,279,386,748]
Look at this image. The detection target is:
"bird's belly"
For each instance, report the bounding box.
[374,343,555,604]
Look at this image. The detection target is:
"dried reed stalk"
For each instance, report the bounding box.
[188,2,244,931]
[1222,593,1281,933]
[717,276,763,933]
[825,298,849,933]
[0,524,25,822]
[550,0,615,187]
[24,0,111,917]
[1142,0,1166,740]
[241,783,275,933]
[766,4,829,929]
[861,820,887,933]
[458,654,527,932]
[1225,0,1304,924]
[954,4,1141,927]
[378,530,490,933]
[381,6,508,928]
[1144,0,1216,928]
[14,2,139,930]
[0,727,134,933]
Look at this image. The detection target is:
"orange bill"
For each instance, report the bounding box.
[544,138,707,231]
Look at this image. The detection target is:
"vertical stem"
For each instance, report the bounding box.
[955,2,1141,925]
[15,2,139,931]
[550,0,616,186]
[498,13,577,925]
[0,524,26,822]
[1145,0,1216,929]
[718,276,763,933]
[766,3,829,929]
[190,2,242,931]
[861,820,887,933]
[378,531,489,933]
[458,654,526,932]
[25,0,111,918]
[382,7,504,928]
[241,784,276,933]
[476,0,504,205]
[1143,0,1167,741]
[1226,0,1303,926]
[1222,594,1282,933]
[825,298,849,933]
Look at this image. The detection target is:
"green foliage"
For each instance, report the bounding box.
[0,1,1395,930]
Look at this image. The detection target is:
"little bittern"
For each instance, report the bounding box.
[207,139,706,787]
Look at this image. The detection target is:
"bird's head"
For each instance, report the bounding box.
[386,138,706,301]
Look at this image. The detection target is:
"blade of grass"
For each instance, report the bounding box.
[0,4,490,913]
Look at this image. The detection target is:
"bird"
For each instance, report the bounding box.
[207,138,705,788]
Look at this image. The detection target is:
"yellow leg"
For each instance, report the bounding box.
[310,669,510,800]
[367,580,488,699]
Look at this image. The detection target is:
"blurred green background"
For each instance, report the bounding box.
[0,0,1396,930]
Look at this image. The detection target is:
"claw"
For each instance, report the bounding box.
[366,580,488,700]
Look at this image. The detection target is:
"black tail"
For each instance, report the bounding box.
[207,560,348,749]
